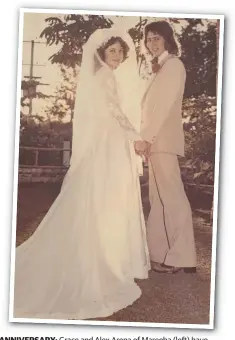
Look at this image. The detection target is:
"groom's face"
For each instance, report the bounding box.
[146,31,166,58]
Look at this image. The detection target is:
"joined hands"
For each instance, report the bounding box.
[134,140,151,162]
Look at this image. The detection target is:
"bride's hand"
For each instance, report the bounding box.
[134,140,151,157]
[134,140,146,155]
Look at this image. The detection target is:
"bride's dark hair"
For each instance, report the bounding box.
[97,36,130,62]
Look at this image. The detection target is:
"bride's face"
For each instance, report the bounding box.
[104,41,124,70]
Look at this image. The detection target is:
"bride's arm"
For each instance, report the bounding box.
[104,72,142,142]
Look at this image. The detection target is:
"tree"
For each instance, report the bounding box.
[40,14,113,67]
[20,76,73,166]
[21,79,53,108]
[179,19,217,98]
[128,17,148,61]
[20,78,55,128]
[181,95,217,185]
[45,65,78,122]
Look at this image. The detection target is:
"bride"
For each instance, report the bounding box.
[12,28,150,321]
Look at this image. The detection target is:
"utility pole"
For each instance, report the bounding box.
[22,40,47,116]
[28,40,34,115]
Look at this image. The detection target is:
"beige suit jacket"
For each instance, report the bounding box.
[141,54,186,157]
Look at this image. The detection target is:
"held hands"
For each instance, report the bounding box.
[134,140,151,160]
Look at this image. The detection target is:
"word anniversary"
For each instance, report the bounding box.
[2,337,56,340]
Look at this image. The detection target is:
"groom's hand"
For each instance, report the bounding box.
[134,140,151,157]
[144,141,152,158]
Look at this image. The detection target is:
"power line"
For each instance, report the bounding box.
[23,64,46,67]
[23,40,47,44]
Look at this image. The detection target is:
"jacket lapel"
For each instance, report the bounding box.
[141,53,175,107]
[141,74,157,107]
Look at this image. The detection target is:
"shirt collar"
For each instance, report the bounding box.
[158,50,169,64]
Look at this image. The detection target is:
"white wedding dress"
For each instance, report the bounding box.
[13,60,150,320]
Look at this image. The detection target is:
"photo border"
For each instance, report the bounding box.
[8,7,225,329]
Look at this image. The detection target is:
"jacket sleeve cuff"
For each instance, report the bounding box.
[141,130,156,144]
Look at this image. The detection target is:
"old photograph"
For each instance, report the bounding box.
[9,8,224,328]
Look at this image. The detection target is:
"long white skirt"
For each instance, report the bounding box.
[13,124,150,320]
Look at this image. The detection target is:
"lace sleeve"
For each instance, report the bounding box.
[105,73,142,142]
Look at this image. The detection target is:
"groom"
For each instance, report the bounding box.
[135,20,197,274]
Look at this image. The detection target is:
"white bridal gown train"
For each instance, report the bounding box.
[13,66,150,320]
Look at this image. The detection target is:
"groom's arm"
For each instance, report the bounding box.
[141,58,186,144]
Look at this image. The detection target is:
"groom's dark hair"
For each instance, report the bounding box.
[144,21,181,56]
